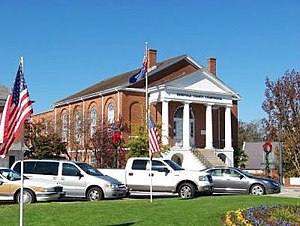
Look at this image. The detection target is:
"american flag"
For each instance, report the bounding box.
[149,116,160,158]
[0,59,33,158]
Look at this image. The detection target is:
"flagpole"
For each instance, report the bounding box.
[20,126,24,226]
[19,57,24,226]
[144,42,153,203]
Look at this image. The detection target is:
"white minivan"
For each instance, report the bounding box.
[11,160,128,201]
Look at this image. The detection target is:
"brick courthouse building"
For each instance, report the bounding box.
[32,49,241,169]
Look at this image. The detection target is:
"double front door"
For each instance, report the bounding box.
[174,118,195,147]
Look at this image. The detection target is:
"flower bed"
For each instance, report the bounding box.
[223,204,300,226]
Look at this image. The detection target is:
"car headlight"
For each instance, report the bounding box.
[198,175,209,181]
[271,181,280,187]
[104,183,118,189]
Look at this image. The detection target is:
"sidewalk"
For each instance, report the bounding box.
[271,186,300,198]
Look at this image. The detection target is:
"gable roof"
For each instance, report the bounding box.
[162,69,241,99]
[244,142,279,169]
[55,54,190,105]
[54,53,241,107]
[0,85,10,107]
[0,85,10,100]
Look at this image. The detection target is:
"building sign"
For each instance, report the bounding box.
[176,92,222,101]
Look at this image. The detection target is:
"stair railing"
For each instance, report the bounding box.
[191,149,213,168]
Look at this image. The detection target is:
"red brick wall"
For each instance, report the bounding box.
[191,103,206,148]
[232,100,238,150]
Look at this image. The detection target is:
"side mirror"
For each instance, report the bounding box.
[239,175,244,180]
[77,171,84,178]
[0,180,4,185]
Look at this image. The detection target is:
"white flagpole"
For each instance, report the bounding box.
[19,57,24,226]
[144,42,153,203]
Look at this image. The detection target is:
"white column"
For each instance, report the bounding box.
[162,100,169,145]
[205,104,213,149]
[182,102,190,149]
[225,105,232,149]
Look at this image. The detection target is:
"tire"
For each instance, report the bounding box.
[86,187,104,201]
[178,183,195,198]
[250,184,265,195]
[16,189,35,204]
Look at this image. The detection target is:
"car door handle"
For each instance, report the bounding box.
[53,176,57,180]
[61,177,65,181]
[128,173,133,176]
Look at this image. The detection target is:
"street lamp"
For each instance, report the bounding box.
[263,141,272,178]
[112,125,121,168]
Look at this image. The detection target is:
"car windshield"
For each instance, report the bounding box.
[0,168,22,181]
[76,163,104,176]
[163,160,184,171]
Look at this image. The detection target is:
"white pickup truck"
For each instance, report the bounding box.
[99,157,213,198]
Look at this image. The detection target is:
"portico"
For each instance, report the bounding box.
[149,69,238,167]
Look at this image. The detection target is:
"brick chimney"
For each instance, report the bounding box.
[147,49,157,68]
[207,57,217,76]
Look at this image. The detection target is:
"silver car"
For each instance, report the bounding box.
[0,167,64,204]
[203,167,281,195]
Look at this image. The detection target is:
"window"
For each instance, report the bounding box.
[62,163,81,176]
[16,161,59,176]
[76,162,103,176]
[45,121,48,134]
[75,111,81,143]
[132,160,147,170]
[90,107,97,138]
[151,160,166,171]
[108,103,114,123]
[62,113,68,142]
[209,169,222,176]
[224,169,241,178]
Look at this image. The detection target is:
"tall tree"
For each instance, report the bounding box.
[25,120,70,159]
[90,119,128,168]
[262,70,300,176]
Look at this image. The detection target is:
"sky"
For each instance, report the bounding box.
[0,0,299,123]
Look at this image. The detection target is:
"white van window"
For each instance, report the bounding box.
[62,163,81,176]
[13,161,59,176]
[76,162,103,176]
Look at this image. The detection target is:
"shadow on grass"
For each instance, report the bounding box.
[108,222,135,226]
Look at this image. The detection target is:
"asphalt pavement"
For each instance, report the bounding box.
[270,186,300,198]
[127,187,300,199]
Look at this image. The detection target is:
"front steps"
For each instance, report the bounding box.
[192,149,226,168]
[162,148,226,170]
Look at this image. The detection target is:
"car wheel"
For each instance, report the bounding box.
[250,184,265,195]
[16,189,35,204]
[178,183,195,198]
[87,187,103,201]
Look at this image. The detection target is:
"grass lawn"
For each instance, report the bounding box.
[1,195,299,226]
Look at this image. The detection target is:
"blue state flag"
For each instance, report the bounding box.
[129,68,146,84]
[129,55,148,84]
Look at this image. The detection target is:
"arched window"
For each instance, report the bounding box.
[108,103,114,123]
[75,111,81,143]
[90,107,97,138]
[62,113,68,142]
